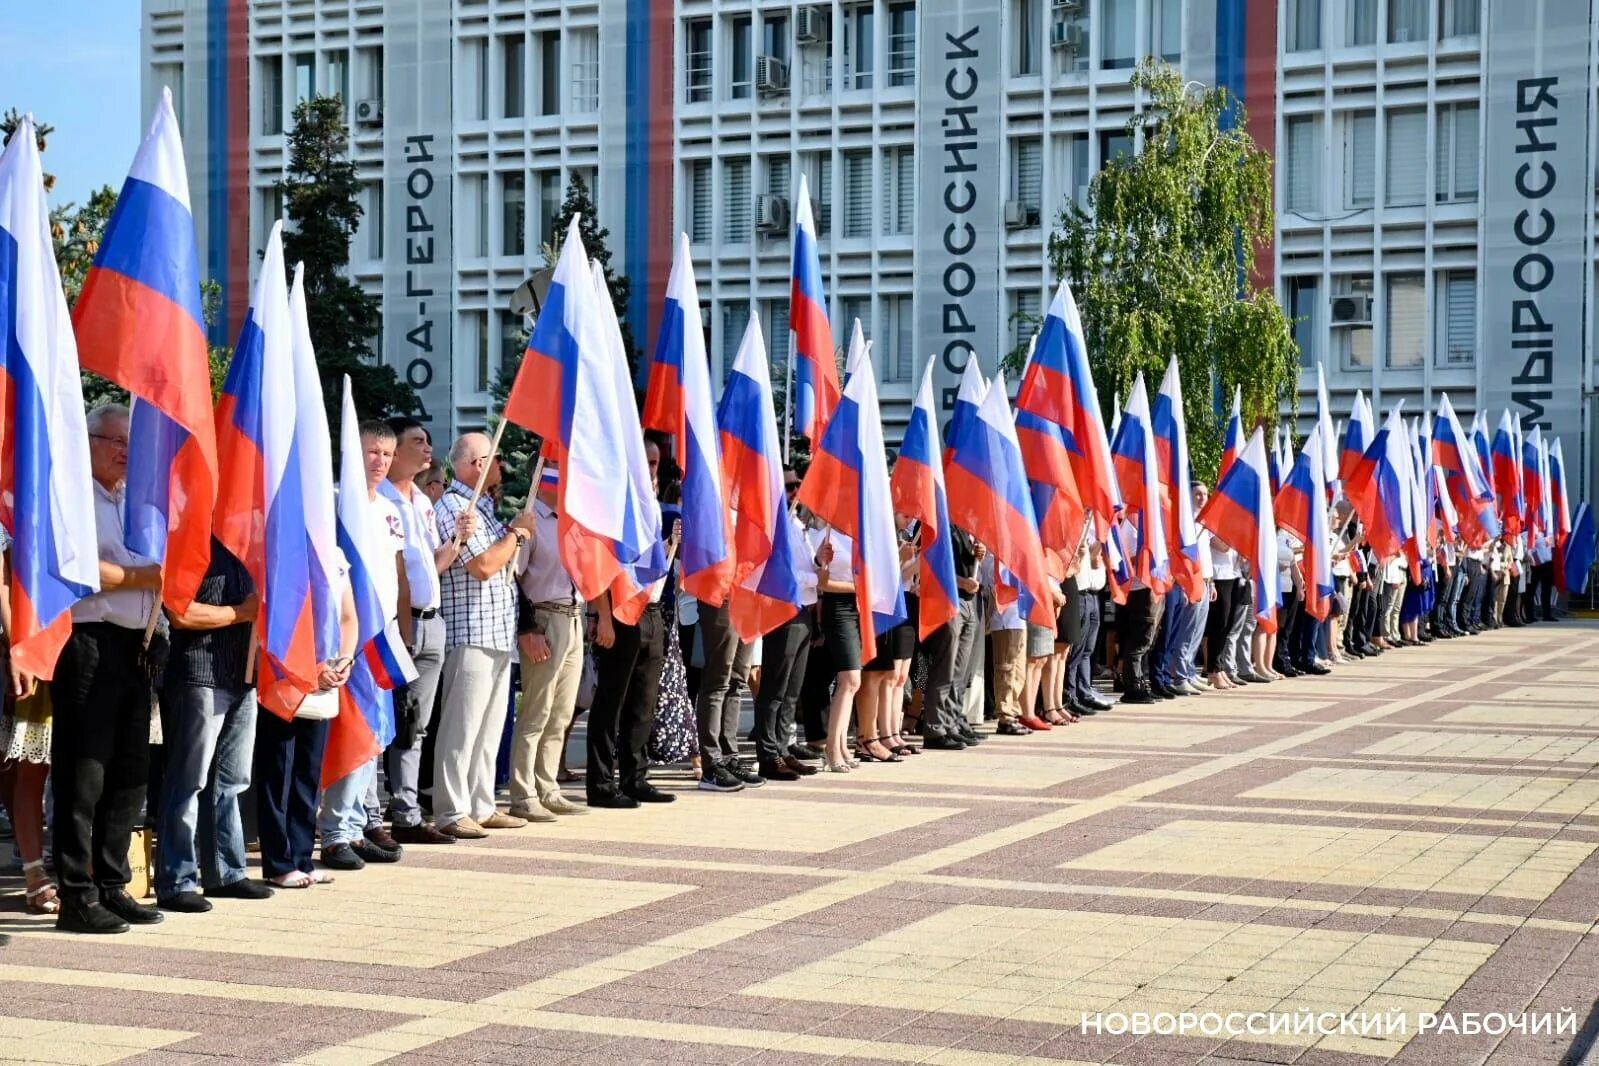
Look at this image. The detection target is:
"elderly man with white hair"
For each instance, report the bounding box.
[431,433,536,839]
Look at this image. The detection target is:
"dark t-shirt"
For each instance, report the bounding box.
[166,540,255,690]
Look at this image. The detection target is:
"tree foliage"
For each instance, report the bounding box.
[1041,61,1298,482]
[279,95,419,428]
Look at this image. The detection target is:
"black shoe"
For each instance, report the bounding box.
[1069,701,1099,717]
[320,842,366,871]
[787,744,823,763]
[1276,662,1302,678]
[781,756,820,777]
[587,791,640,809]
[363,825,403,856]
[390,823,458,845]
[57,900,129,935]
[1151,684,1178,700]
[956,726,984,745]
[157,891,212,914]
[623,784,677,804]
[921,731,967,750]
[204,879,274,900]
[996,720,1030,736]
[1084,694,1114,710]
[1120,688,1156,705]
[100,888,163,925]
[697,763,746,793]
[351,839,401,864]
[757,759,801,781]
[726,760,766,787]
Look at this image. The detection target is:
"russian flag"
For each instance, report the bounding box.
[796,347,904,656]
[1016,407,1086,558]
[842,316,868,383]
[1152,357,1203,602]
[1522,426,1546,537]
[1563,501,1594,595]
[1274,424,1334,621]
[1346,402,1416,570]
[72,89,217,614]
[1016,280,1120,535]
[890,359,958,640]
[0,116,101,680]
[717,315,801,641]
[946,370,1055,630]
[1196,428,1281,632]
[1550,438,1573,590]
[214,221,318,698]
[790,174,840,444]
[1339,389,1373,483]
[640,233,733,606]
[1267,426,1286,497]
[1470,412,1493,499]
[1490,409,1523,535]
[1434,394,1498,545]
[1219,385,1244,481]
[944,358,986,466]
[323,376,419,787]
[1109,375,1170,591]
[288,264,343,661]
[1314,362,1338,487]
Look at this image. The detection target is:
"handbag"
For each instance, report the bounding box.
[294,688,340,721]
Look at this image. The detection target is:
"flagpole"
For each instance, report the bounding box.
[462,414,511,531]
[141,598,161,649]
[243,622,259,684]
[783,328,796,464]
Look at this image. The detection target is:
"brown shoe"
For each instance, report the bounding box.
[506,803,558,823]
[438,817,487,840]
[781,756,819,777]
[390,823,457,845]
[480,811,528,830]
[363,825,401,851]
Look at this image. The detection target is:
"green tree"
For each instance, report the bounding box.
[278,95,419,428]
[1039,61,1298,482]
[547,171,635,370]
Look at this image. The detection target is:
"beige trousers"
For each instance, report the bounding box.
[508,610,584,808]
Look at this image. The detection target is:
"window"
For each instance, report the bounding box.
[888,2,916,86]
[1010,289,1042,356]
[688,159,713,242]
[463,173,488,257]
[840,296,870,353]
[843,150,873,238]
[463,310,489,393]
[499,312,524,390]
[1385,274,1424,368]
[763,14,790,66]
[1013,0,1041,76]
[501,172,525,256]
[357,45,383,100]
[764,300,791,384]
[1286,276,1321,367]
[538,31,561,116]
[1334,275,1373,370]
[361,181,382,258]
[326,49,349,107]
[1152,0,1182,61]
[294,53,315,103]
[1388,0,1426,42]
[730,16,753,98]
[685,18,712,102]
[1436,102,1479,203]
[884,146,914,236]
[1438,269,1475,367]
[1385,107,1426,206]
[261,55,283,135]
[1061,132,1090,208]
[767,154,791,200]
[537,171,562,249]
[847,4,874,89]
[806,151,832,237]
[263,186,284,230]
[1100,130,1133,167]
[724,157,752,241]
[1347,0,1377,45]
[1285,115,1321,214]
[720,300,750,382]
[1344,110,1375,208]
[570,29,599,112]
[1440,0,1480,38]
[1288,0,1321,50]
[883,294,913,383]
[1102,0,1136,69]
[501,34,525,119]
[1012,137,1043,221]
[463,39,488,120]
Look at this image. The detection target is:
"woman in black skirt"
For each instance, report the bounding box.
[814,529,863,773]
[855,520,920,762]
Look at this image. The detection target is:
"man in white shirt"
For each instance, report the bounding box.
[751,470,821,781]
[53,404,165,935]
[378,417,460,845]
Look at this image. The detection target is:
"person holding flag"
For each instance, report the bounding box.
[1109,375,1170,703]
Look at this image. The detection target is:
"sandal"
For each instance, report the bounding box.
[887,731,920,755]
[23,859,59,915]
[270,871,314,889]
[1043,707,1072,726]
[853,736,903,763]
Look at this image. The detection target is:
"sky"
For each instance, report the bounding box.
[0,2,142,209]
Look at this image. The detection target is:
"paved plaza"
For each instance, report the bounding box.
[2,622,1597,1066]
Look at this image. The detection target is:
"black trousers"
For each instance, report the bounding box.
[1204,578,1237,674]
[1530,561,1556,619]
[49,623,152,905]
[754,607,813,763]
[1066,587,1102,702]
[587,604,664,798]
[798,631,833,743]
[254,710,329,879]
[1117,588,1161,688]
[921,595,978,736]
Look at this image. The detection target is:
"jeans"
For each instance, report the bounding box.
[1156,591,1208,687]
[385,613,446,828]
[319,757,376,847]
[156,684,258,897]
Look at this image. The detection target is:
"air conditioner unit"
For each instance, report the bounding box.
[756,193,790,232]
[1330,293,1374,327]
[755,55,789,95]
[1003,200,1039,229]
[1052,0,1083,12]
[354,98,383,127]
[1051,21,1086,51]
[796,6,827,44]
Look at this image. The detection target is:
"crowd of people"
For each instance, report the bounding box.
[0,404,1572,935]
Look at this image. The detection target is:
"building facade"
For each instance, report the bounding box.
[145,0,1598,501]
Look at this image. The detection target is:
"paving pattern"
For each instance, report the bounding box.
[3,622,1598,1065]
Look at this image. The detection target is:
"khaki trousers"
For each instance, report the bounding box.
[991,629,1027,723]
[508,610,584,808]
